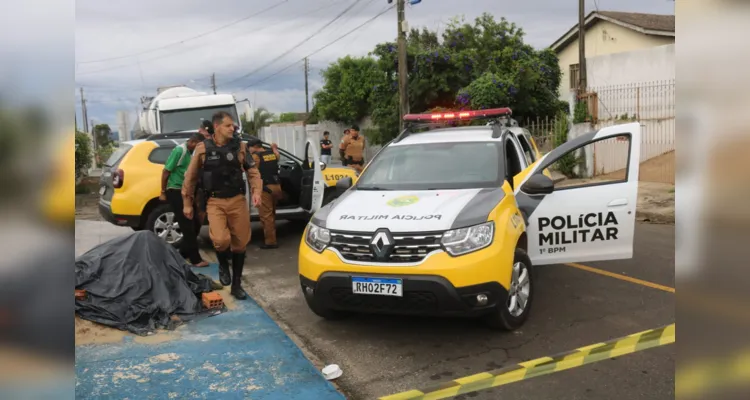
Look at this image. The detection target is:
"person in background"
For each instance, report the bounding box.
[340,125,366,173]
[339,128,350,165]
[160,133,209,267]
[320,131,333,165]
[198,120,212,140]
[182,112,262,300]
[248,138,283,249]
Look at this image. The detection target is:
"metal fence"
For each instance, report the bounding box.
[519,80,675,184]
[590,80,675,184]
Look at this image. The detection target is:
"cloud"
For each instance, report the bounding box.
[72,0,674,128]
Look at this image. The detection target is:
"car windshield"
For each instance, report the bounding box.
[356,141,505,190]
[159,105,239,133]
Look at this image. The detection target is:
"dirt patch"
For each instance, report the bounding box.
[75,316,183,346]
[638,151,674,184]
[76,193,103,221]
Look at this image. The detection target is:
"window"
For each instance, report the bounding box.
[505,138,524,179]
[356,141,504,191]
[159,105,239,133]
[104,144,132,167]
[544,134,631,190]
[517,134,536,165]
[569,64,580,90]
[149,147,175,165]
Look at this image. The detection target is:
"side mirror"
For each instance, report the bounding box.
[521,174,555,196]
[319,161,327,171]
[336,176,353,195]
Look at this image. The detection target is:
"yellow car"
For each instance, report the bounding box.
[98,133,356,247]
[43,130,75,225]
[299,108,642,330]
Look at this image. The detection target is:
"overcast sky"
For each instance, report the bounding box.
[73,0,674,131]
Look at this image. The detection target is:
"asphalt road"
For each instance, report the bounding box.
[234,222,675,400]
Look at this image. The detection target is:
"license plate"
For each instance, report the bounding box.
[99,186,106,196]
[351,277,402,297]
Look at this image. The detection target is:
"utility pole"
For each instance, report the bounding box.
[304,58,310,114]
[210,73,217,94]
[397,0,409,131]
[80,87,89,133]
[577,0,587,95]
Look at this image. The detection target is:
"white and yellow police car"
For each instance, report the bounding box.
[298,108,641,330]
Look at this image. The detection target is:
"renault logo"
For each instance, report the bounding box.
[370,228,395,261]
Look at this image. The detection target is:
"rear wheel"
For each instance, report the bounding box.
[145,203,184,248]
[485,248,534,330]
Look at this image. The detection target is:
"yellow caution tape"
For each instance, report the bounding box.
[380,323,676,400]
[676,348,750,398]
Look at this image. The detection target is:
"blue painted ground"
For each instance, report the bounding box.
[76,263,344,400]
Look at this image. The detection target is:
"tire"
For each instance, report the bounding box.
[145,203,184,248]
[303,289,349,320]
[485,248,535,331]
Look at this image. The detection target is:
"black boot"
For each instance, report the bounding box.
[217,250,232,286]
[230,251,247,300]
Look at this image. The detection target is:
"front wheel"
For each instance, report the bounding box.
[485,248,535,330]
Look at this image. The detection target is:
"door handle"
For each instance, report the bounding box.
[607,198,628,207]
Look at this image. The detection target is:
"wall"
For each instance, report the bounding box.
[259,117,381,163]
[586,44,675,88]
[556,19,675,100]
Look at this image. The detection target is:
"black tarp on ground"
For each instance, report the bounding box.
[75,230,216,335]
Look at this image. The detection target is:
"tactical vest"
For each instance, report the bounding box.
[344,135,365,163]
[256,150,280,186]
[201,139,245,198]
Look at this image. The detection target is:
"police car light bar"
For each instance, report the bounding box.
[402,107,512,122]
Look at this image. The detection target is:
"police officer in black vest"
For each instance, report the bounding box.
[248,138,283,249]
[182,112,262,299]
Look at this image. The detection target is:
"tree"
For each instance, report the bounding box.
[314,13,565,143]
[313,56,381,126]
[94,124,113,148]
[241,107,275,136]
[278,112,299,123]
[75,131,93,179]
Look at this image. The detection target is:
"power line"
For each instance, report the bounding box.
[238,4,394,91]
[77,0,290,65]
[75,0,346,77]
[223,0,365,87]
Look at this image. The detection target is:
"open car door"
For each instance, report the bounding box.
[515,122,642,265]
[299,138,325,214]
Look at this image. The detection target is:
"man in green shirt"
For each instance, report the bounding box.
[160,133,208,267]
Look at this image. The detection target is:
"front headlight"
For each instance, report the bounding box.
[305,223,331,253]
[441,221,494,256]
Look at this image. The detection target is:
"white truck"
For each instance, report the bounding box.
[137,86,242,134]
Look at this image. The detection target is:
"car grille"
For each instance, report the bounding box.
[329,288,439,312]
[328,231,444,263]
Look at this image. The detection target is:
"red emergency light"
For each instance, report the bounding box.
[403,107,512,122]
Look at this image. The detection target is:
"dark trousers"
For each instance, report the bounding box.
[166,188,202,264]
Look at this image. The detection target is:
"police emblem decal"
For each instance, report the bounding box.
[226,152,234,161]
[386,195,419,207]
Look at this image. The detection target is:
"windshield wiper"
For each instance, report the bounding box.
[356,186,390,191]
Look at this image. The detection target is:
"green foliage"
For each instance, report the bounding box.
[573,101,589,123]
[75,131,92,179]
[550,112,583,178]
[241,107,275,136]
[97,142,117,167]
[313,13,563,143]
[94,123,113,148]
[278,112,299,123]
[313,56,381,125]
